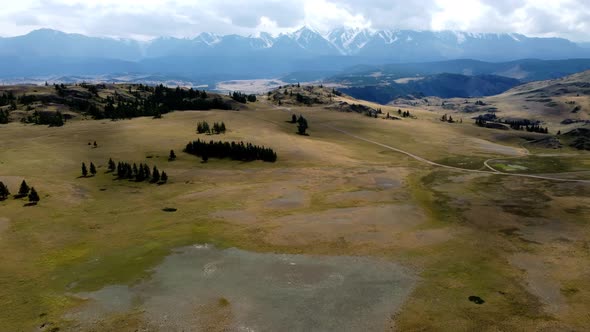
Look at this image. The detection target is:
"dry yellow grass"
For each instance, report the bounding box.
[0,92,589,331]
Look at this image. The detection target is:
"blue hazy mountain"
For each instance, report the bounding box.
[0,27,589,80]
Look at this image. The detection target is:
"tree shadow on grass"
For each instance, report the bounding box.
[23,202,38,207]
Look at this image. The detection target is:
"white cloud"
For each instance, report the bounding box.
[0,0,588,41]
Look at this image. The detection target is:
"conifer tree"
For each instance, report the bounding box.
[28,187,40,203]
[160,172,168,183]
[297,115,308,135]
[291,114,297,123]
[108,158,116,172]
[82,162,88,177]
[220,122,226,133]
[0,181,10,200]
[18,180,30,197]
[169,150,176,160]
[90,162,97,176]
[151,166,160,183]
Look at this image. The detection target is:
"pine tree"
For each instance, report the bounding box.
[28,187,40,203]
[160,172,168,183]
[297,115,308,135]
[0,181,10,200]
[220,122,226,134]
[90,162,97,176]
[82,162,88,177]
[169,150,176,160]
[151,166,160,183]
[18,180,30,197]
[291,114,297,123]
[108,158,116,172]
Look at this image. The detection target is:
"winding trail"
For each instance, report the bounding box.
[274,105,590,183]
[321,124,590,183]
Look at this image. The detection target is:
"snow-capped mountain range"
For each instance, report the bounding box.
[1,27,587,61]
[0,27,589,81]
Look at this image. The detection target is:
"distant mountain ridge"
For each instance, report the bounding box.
[1,27,588,61]
[328,59,590,85]
[1,28,589,82]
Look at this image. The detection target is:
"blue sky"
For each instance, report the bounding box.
[1,0,589,41]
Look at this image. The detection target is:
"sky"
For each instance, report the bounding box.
[0,0,589,41]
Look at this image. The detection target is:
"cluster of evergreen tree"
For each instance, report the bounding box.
[184,139,277,162]
[24,111,65,127]
[291,114,308,135]
[440,114,460,123]
[54,84,67,97]
[0,109,9,124]
[230,91,256,103]
[524,124,549,133]
[475,117,487,126]
[91,85,231,120]
[197,121,226,134]
[502,119,549,133]
[295,93,320,106]
[81,162,97,177]
[106,159,168,183]
[398,109,413,118]
[0,91,15,107]
[0,180,40,203]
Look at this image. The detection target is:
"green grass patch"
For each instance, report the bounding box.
[491,155,590,174]
[435,155,490,170]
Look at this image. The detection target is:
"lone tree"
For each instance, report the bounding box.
[90,162,97,176]
[18,180,30,197]
[291,114,297,123]
[160,172,168,183]
[82,162,88,177]
[28,187,40,203]
[297,115,308,135]
[108,158,116,172]
[169,150,176,161]
[0,181,10,200]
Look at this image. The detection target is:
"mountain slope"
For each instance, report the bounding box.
[340,74,521,103]
[330,59,590,86]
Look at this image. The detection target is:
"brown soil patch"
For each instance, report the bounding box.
[509,253,568,315]
[267,204,426,247]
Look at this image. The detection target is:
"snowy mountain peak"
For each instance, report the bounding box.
[195,32,221,45]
